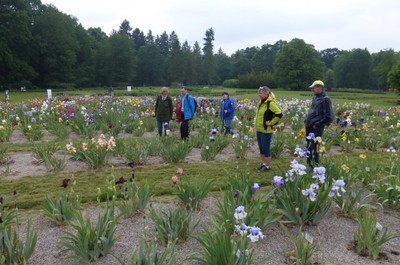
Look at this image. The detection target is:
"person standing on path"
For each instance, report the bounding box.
[305,80,334,168]
[255,86,283,172]
[219,92,235,135]
[179,86,195,140]
[155,87,173,136]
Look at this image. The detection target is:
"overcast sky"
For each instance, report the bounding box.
[41,0,400,55]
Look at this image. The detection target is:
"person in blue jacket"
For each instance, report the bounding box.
[179,86,196,140]
[219,92,235,135]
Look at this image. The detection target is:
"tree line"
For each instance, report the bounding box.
[1,0,400,92]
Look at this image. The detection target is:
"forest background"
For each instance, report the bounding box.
[1,0,400,96]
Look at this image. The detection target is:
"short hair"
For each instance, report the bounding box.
[160,87,169,94]
[181,86,187,90]
[222,91,229,96]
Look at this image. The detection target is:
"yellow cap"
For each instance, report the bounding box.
[309,80,324,88]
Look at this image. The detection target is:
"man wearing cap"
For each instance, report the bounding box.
[305,80,333,168]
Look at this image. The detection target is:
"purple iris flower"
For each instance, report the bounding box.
[272,176,284,187]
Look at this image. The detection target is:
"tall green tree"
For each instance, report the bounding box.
[191,41,203,85]
[333,49,372,89]
[166,31,183,84]
[95,32,136,85]
[73,24,97,86]
[273,38,324,90]
[202,28,216,85]
[0,0,37,86]
[118,19,132,37]
[135,43,164,86]
[252,40,286,73]
[371,49,398,90]
[319,48,342,69]
[132,28,145,51]
[215,48,232,84]
[231,51,252,77]
[155,31,170,56]
[181,41,195,85]
[31,5,79,85]
[388,62,400,95]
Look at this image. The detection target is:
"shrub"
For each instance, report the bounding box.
[222,79,239,88]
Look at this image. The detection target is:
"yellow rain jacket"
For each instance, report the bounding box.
[255,97,282,133]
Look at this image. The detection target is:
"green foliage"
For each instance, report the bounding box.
[192,219,265,265]
[372,171,400,209]
[22,124,43,141]
[0,220,38,265]
[0,144,9,165]
[222,79,239,88]
[58,208,118,263]
[66,134,115,169]
[0,120,13,142]
[333,49,373,89]
[238,71,274,89]
[32,142,65,171]
[117,181,155,217]
[353,209,398,259]
[201,136,229,161]
[273,160,335,226]
[388,62,400,92]
[45,119,70,140]
[159,137,192,163]
[116,139,148,165]
[274,38,324,90]
[175,179,213,211]
[117,227,176,265]
[281,225,317,265]
[42,191,81,226]
[333,185,376,219]
[149,207,199,245]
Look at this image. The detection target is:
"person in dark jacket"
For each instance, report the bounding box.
[219,92,235,135]
[305,80,333,168]
[155,87,173,136]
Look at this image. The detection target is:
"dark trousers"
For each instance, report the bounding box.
[157,120,169,136]
[306,126,324,168]
[180,119,189,140]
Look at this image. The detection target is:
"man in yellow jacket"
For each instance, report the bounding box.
[255,86,283,171]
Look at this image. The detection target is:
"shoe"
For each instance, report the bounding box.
[257,164,265,170]
[259,166,270,172]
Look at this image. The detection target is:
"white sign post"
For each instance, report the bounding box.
[47,89,52,99]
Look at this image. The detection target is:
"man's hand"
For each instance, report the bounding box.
[312,124,318,129]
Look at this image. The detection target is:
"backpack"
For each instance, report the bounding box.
[193,98,198,113]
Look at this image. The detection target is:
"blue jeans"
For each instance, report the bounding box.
[222,119,232,135]
[157,120,170,136]
[257,131,273,157]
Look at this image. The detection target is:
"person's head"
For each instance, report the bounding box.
[175,95,180,102]
[308,80,324,95]
[180,86,187,95]
[222,91,229,100]
[258,86,275,100]
[160,87,169,96]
